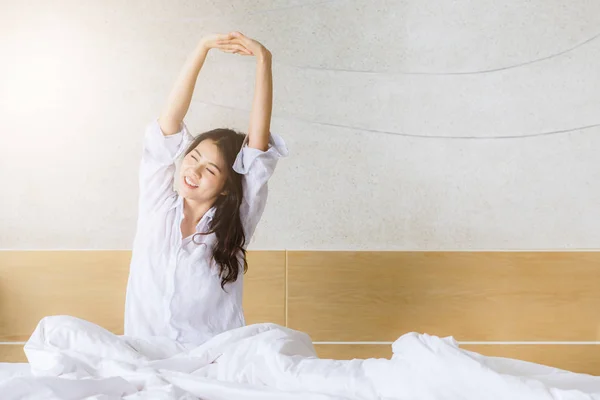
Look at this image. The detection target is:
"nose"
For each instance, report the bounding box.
[193,162,205,176]
[192,164,206,180]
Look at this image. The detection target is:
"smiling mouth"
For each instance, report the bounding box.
[183,176,199,189]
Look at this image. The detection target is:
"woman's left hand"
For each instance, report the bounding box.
[217,32,271,59]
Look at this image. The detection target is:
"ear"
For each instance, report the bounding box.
[220,189,229,196]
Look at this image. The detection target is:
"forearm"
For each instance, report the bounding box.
[247,51,273,151]
[159,42,210,135]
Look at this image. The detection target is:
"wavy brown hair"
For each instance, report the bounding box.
[183,128,248,290]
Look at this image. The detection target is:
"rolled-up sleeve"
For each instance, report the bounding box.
[233,133,288,242]
[139,119,194,213]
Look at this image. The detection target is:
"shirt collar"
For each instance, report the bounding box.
[176,195,216,229]
[203,206,216,224]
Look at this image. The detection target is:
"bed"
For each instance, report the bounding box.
[1,250,600,398]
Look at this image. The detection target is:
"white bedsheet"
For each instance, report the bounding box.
[1,315,600,399]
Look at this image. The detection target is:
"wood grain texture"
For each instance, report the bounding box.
[288,251,600,342]
[0,251,285,341]
[3,250,600,375]
[0,251,130,342]
[313,344,600,376]
[314,344,392,360]
[0,344,27,363]
[243,251,286,326]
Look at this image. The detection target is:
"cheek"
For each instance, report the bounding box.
[180,160,191,171]
[201,175,220,189]
[212,176,227,191]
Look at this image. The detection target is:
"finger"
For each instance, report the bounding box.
[218,44,242,51]
[230,32,252,45]
[223,49,252,56]
[215,32,235,41]
[227,47,252,55]
[219,44,252,54]
[217,40,252,52]
[219,39,256,56]
[216,38,245,46]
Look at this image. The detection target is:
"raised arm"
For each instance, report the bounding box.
[138,34,251,214]
[247,51,273,151]
[217,33,288,239]
[246,42,273,151]
[159,34,251,136]
[218,32,272,151]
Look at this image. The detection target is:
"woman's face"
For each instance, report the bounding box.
[179,139,228,203]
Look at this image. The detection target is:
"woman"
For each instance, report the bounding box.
[124,31,288,346]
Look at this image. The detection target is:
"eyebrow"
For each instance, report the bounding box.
[193,149,222,173]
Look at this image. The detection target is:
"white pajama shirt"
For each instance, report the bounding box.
[124,119,287,345]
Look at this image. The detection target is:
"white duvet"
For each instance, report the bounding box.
[2,316,600,399]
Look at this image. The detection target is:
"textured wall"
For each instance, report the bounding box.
[1,0,599,250]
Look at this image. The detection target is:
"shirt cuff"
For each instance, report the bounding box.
[232,133,289,174]
[144,119,194,162]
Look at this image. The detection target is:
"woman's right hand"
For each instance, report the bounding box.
[199,33,252,55]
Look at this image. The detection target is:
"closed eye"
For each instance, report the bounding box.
[192,149,222,174]
[190,155,215,175]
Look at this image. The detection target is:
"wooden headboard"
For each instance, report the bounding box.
[1,251,599,375]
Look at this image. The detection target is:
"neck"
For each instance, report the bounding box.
[182,197,214,225]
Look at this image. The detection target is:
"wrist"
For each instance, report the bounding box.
[197,39,211,53]
[257,49,272,63]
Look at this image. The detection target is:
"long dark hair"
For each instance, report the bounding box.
[183,128,248,290]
